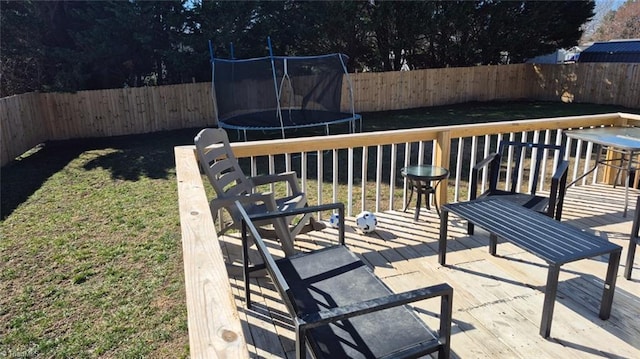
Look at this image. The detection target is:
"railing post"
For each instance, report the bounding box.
[602,148,620,185]
[435,130,452,206]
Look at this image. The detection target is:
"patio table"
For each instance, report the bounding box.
[439,197,622,338]
[401,164,449,221]
[564,126,640,216]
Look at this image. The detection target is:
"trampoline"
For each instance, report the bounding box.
[210,41,361,139]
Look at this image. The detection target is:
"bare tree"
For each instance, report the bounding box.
[588,0,640,42]
[581,0,617,42]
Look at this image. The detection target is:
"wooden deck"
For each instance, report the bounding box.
[219,184,639,359]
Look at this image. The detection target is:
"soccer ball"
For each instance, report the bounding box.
[329,212,341,228]
[356,211,377,233]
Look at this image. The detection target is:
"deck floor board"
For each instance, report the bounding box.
[221,184,640,358]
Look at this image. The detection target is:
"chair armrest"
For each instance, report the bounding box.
[250,171,302,194]
[298,283,453,329]
[249,202,345,245]
[551,160,569,185]
[210,192,277,214]
[472,153,498,172]
[470,153,499,200]
[248,202,343,221]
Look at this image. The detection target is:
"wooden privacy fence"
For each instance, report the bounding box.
[2,63,639,167]
[350,64,533,111]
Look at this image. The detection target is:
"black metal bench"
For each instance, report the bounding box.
[238,202,454,359]
[439,197,622,338]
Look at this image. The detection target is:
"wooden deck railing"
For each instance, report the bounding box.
[175,112,640,358]
[175,146,248,359]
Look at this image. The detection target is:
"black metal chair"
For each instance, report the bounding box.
[238,201,454,359]
[469,141,569,234]
[625,196,640,280]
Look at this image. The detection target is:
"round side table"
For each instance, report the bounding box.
[401,165,450,221]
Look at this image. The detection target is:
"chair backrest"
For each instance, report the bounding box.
[236,200,297,311]
[237,200,346,314]
[194,128,254,199]
[494,141,566,195]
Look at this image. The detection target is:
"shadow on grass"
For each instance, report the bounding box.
[1,128,201,220]
[81,128,198,181]
[3,100,636,220]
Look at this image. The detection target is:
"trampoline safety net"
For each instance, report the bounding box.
[211,53,361,138]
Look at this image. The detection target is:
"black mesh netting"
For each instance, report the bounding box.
[212,54,358,131]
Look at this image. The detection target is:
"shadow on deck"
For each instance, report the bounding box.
[220,183,640,359]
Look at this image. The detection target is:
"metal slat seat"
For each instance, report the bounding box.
[279,245,442,359]
[439,197,622,338]
[448,199,620,264]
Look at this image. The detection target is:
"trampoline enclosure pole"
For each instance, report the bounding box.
[208,40,219,127]
[267,36,286,138]
[339,54,357,133]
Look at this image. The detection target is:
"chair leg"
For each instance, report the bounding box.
[309,216,326,230]
[242,233,252,309]
[273,216,296,256]
[295,322,307,359]
[489,233,498,256]
[625,237,637,280]
[294,214,326,236]
[626,196,640,279]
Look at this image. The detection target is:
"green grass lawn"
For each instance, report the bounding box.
[1,100,637,358]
